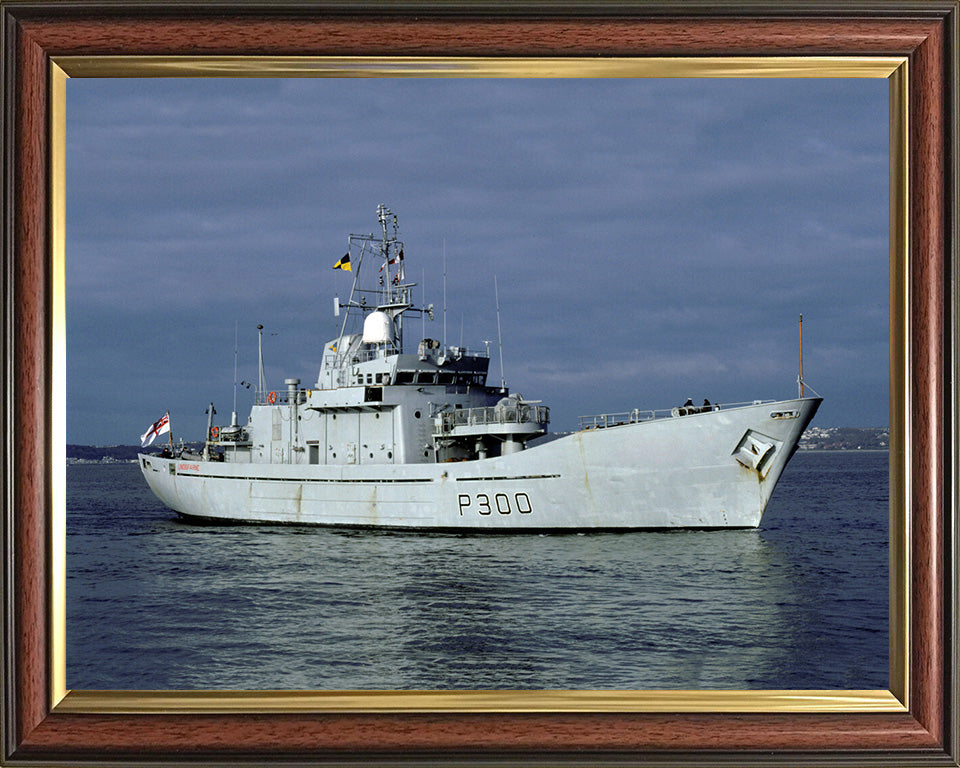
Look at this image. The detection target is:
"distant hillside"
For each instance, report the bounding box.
[67,444,202,463]
[798,426,888,450]
[67,444,141,463]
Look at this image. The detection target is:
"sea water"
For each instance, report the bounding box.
[66,450,888,690]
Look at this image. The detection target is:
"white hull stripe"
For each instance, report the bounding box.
[170,471,563,483]
[457,474,561,481]
[173,473,434,484]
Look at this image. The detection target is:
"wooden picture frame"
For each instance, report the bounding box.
[2,3,956,765]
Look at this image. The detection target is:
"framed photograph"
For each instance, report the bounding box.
[3,3,956,765]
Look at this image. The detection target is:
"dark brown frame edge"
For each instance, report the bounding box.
[1,2,956,766]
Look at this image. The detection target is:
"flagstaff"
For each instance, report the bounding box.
[798,313,804,398]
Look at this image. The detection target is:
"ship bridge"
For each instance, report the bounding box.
[317,333,491,390]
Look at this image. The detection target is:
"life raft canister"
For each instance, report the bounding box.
[209,426,219,440]
[267,391,278,404]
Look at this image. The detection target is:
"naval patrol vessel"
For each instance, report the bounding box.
[139,205,821,530]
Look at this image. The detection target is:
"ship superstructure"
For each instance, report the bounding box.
[140,205,820,530]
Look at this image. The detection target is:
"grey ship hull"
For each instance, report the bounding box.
[139,396,819,531]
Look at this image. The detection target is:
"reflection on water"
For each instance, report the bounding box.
[67,451,887,690]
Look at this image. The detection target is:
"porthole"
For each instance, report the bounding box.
[387,451,393,459]
[414,410,421,418]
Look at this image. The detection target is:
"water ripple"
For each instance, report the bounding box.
[67,451,888,690]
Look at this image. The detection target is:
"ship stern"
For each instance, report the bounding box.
[138,453,188,515]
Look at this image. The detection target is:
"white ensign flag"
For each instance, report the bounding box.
[140,412,170,447]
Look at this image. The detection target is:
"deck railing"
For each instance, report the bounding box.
[255,389,307,406]
[322,348,381,370]
[577,400,775,431]
[321,345,490,372]
[438,404,550,433]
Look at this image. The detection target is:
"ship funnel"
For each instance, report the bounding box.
[362,311,393,344]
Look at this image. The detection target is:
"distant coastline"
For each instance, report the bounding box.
[66,443,201,464]
[798,426,888,451]
[67,427,889,464]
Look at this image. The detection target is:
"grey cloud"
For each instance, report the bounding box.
[67,77,887,443]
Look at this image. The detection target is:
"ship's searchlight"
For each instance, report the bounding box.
[362,311,393,344]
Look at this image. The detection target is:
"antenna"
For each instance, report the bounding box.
[494,274,506,392]
[378,204,391,306]
[257,324,265,401]
[798,314,804,398]
[442,239,447,348]
[232,320,239,427]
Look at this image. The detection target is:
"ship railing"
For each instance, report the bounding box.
[578,400,776,430]
[459,346,490,359]
[438,404,550,432]
[420,345,490,360]
[255,389,307,406]
[321,345,492,372]
[322,349,382,370]
[578,409,660,430]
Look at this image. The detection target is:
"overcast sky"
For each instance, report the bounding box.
[66,77,888,446]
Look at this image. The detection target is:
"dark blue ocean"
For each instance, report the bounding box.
[66,450,888,691]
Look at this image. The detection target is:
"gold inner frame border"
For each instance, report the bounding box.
[48,54,909,716]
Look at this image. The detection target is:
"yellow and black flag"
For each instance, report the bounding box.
[333,253,351,271]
